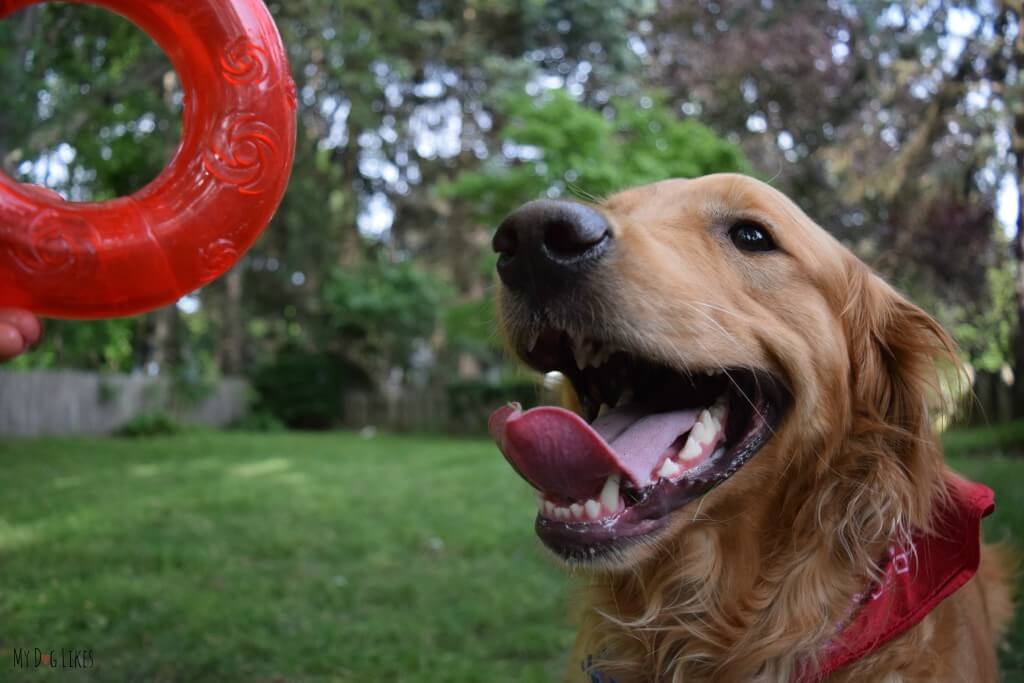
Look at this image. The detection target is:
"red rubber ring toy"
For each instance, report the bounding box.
[0,0,297,318]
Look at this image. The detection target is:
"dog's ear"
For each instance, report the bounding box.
[840,259,959,525]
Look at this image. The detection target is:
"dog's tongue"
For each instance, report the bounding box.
[489,403,698,500]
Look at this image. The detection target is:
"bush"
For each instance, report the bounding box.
[251,345,368,430]
[229,410,287,433]
[446,377,541,433]
[114,412,184,438]
[323,258,450,376]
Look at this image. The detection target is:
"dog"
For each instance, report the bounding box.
[488,174,1013,682]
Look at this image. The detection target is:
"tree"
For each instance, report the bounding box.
[642,1,1021,413]
[444,89,748,224]
[440,88,747,377]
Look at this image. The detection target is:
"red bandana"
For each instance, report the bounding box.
[582,477,995,683]
[803,476,995,681]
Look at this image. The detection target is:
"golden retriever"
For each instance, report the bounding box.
[488,174,1012,682]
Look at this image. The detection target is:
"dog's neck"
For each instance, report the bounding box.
[574,449,933,682]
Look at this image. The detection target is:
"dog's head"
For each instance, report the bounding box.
[489,174,955,569]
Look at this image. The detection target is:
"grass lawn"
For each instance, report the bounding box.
[1,426,1022,682]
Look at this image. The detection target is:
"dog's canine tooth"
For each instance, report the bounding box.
[658,458,682,479]
[696,409,717,444]
[600,474,620,513]
[572,336,588,370]
[679,434,703,461]
[691,421,708,445]
[597,403,611,418]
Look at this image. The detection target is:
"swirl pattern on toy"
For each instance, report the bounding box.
[0,0,297,318]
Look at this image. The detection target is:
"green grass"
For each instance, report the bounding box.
[943,420,1024,459]
[0,426,1022,682]
[0,433,573,682]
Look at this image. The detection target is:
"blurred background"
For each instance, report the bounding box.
[1,1,1023,681]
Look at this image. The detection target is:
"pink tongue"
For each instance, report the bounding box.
[488,403,698,501]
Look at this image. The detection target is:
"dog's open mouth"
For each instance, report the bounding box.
[489,327,789,562]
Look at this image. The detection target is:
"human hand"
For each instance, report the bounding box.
[0,309,42,362]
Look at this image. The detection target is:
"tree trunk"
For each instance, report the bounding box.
[1013,129,1024,419]
[220,265,245,375]
[1012,17,1024,419]
[146,304,179,373]
[335,117,365,268]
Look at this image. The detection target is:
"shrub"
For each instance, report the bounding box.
[251,345,368,430]
[229,409,287,433]
[323,258,450,377]
[114,412,183,438]
[446,377,541,433]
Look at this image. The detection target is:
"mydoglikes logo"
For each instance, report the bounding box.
[11,647,94,670]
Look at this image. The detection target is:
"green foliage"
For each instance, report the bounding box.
[6,318,136,371]
[444,297,500,353]
[323,258,450,375]
[0,5,176,198]
[165,348,221,409]
[250,345,367,430]
[113,412,183,438]
[951,263,1019,374]
[446,377,541,433]
[443,89,749,223]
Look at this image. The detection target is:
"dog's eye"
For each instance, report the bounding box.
[729,221,776,252]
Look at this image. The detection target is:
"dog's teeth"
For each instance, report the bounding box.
[543,500,556,516]
[584,499,602,520]
[616,389,634,408]
[597,403,611,418]
[679,434,703,461]
[697,410,717,444]
[573,337,588,370]
[555,506,571,521]
[690,421,708,445]
[569,503,584,520]
[658,458,682,479]
[600,474,620,513]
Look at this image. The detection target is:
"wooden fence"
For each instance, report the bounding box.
[0,370,248,436]
[341,390,451,433]
[6,370,1010,437]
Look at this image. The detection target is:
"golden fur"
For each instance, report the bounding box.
[496,174,1013,682]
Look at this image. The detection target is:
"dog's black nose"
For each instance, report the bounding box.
[492,200,612,293]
